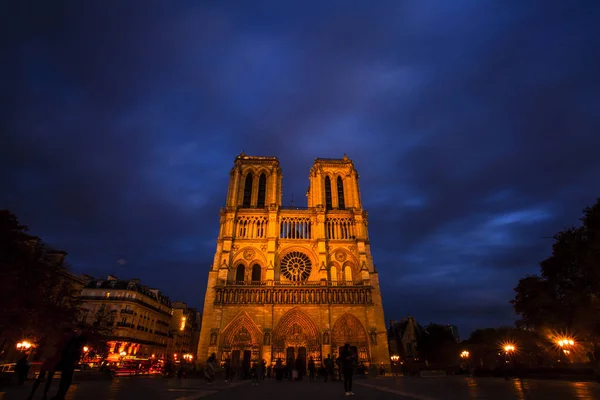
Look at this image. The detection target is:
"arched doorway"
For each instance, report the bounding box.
[219,311,262,371]
[331,313,370,364]
[273,308,321,371]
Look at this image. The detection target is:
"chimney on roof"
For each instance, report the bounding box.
[107,275,118,281]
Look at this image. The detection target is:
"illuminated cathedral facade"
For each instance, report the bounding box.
[197,153,390,368]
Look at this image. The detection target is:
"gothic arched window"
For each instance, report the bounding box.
[337,176,345,210]
[257,173,267,208]
[325,176,332,210]
[235,264,245,282]
[330,266,338,282]
[344,266,352,282]
[251,264,261,282]
[242,173,253,207]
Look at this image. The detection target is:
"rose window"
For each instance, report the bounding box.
[280,251,312,281]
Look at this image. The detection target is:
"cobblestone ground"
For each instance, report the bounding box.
[2,375,600,400]
[0,376,409,400]
[358,376,600,400]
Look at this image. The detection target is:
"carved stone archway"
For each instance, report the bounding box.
[272,308,321,364]
[331,313,370,363]
[219,311,263,364]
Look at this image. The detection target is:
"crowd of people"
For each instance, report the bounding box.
[206,343,360,396]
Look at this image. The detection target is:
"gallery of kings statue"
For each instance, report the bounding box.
[197,153,390,369]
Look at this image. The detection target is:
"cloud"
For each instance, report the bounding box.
[1,0,599,337]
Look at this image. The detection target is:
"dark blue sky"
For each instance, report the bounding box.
[2,1,599,338]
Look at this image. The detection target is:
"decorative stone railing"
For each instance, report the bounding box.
[213,285,373,305]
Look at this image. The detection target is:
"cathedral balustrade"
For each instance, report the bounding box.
[235,215,268,239]
[213,283,373,305]
[325,217,356,239]
[279,216,312,239]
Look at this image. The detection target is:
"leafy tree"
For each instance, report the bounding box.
[511,198,600,355]
[418,323,459,364]
[0,210,81,345]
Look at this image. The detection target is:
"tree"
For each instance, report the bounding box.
[0,210,81,345]
[511,198,600,350]
[417,323,459,364]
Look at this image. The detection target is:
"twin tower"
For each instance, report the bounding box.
[197,153,390,368]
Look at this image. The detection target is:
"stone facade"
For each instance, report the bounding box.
[197,153,390,368]
[80,276,172,360]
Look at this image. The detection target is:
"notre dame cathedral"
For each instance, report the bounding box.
[197,153,390,368]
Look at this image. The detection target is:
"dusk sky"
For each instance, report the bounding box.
[2,1,599,338]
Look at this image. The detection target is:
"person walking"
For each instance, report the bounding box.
[204,353,217,383]
[275,358,284,381]
[341,343,356,396]
[49,329,87,400]
[15,354,31,385]
[308,356,315,381]
[323,354,334,382]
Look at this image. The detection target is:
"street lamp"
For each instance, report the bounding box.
[557,337,575,360]
[16,341,32,351]
[390,355,399,376]
[460,350,469,359]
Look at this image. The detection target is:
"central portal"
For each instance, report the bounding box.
[273,308,321,367]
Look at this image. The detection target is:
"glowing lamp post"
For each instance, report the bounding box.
[16,341,32,351]
[557,338,575,361]
[390,355,400,376]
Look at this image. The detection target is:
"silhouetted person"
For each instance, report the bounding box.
[50,329,87,400]
[259,359,266,380]
[27,334,67,400]
[223,358,231,383]
[15,354,30,385]
[275,358,284,381]
[341,343,356,396]
[308,356,315,381]
[204,353,216,383]
[323,354,334,382]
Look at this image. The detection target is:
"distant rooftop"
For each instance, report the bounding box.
[314,154,352,163]
[235,152,279,161]
[84,276,172,307]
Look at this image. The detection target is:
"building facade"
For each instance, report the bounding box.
[80,276,172,360]
[388,316,424,361]
[167,302,198,361]
[197,153,390,368]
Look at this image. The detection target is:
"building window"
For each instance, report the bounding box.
[337,176,345,210]
[242,173,253,207]
[235,264,245,282]
[325,176,332,210]
[251,264,261,282]
[330,266,338,282]
[344,266,352,282]
[257,173,267,208]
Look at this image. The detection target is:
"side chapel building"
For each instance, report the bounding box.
[197,153,390,367]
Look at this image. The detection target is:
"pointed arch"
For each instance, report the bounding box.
[273,308,321,347]
[235,264,245,282]
[257,173,267,208]
[324,176,332,210]
[337,176,345,210]
[331,313,369,362]
[251,264,261,282]
[242,173,253,207]
[343,265,353,282]
[221,311,263,347]
[330,265,338,282]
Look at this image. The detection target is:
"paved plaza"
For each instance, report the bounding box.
[1,376,600,400]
